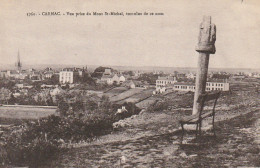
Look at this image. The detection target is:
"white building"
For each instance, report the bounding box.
[59,68,82,84]
[186,73,196,79]
[205,81,230,91]
[104,69,112,75]
[100,74,126,85]
[173,82,196,92]
[59,71,74,84]
[119,75,126,83]
[43,68,55,79]
[156,76,177,91]
[6,70,27,79]
[173,81,230,92]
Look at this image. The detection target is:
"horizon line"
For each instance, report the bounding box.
[0,63,259,71]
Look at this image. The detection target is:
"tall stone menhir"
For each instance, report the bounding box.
[192,16,216,115]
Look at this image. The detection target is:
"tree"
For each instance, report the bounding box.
[46,93,54,106]
[100,95,111,109]
[58,100,69,117]
[44,75,59,85]
[137,73,159,84]
[93,66,111,73]
[0,88,11,104]
[91,66,112,78]
[81,75,96,85]
[32,81,42,91]
[86,100,98,111]
[123,71,134,76]
[9,93,16,104]
[0,79,15,90]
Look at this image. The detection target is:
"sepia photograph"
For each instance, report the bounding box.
[0,0,259,167]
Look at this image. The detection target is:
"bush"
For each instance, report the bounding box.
[0,118,61,167]
[113,102,141,120]
[0,113,115,167]
[2,137,59,167]
[148,100,169,112]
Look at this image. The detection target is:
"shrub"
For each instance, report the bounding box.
[113,102,141,120]
[0,113,115,166]
[148,100,169,112]
[0,120,60,167]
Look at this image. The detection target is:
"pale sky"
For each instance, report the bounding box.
[0,0,260,69]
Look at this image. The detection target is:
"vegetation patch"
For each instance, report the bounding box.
[0,90,141,167]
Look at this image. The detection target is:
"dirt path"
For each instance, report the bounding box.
[44,108,260,168]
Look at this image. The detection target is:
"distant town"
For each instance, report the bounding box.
[0,52,259,107]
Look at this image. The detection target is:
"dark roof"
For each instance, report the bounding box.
[207,79,228,83]
[158,76,175,80]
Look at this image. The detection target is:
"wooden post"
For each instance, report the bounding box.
[192,16,216,115]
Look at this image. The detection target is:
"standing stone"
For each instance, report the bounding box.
[192,16,216,115]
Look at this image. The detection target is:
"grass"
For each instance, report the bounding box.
[131,89,153,99]
[110,88,144,102]
[104,87,129,98]
[136,99,157,109]
[0,106,57,125]
[0,118,35,125]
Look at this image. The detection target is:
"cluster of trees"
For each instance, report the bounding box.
[0,79,15,90]
[0,88,56,106]
[91,66,113,78]
[56,90,140,119]
[137,73,160,84]
[0,88,11,104]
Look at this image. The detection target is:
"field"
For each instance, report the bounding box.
[136,98,157,108]
[117,89,154,104]
[103,87,129,98]
[109,88,146,102]
[0,105,57,125]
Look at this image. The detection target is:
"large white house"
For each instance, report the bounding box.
[59,70,74,84]
[59,68,82,84]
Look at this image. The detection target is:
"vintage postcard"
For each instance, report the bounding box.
[0,0,259,167]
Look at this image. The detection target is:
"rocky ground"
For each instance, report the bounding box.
[43,103,260,168]
[2,91,257,168]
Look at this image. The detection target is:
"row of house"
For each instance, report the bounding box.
[96,69,126,85]
[1,66,128,85]
[0,67,59,81]
[59,68,127,85]
[99,74,126,85]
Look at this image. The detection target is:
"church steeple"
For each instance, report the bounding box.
[15,50,22,73]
